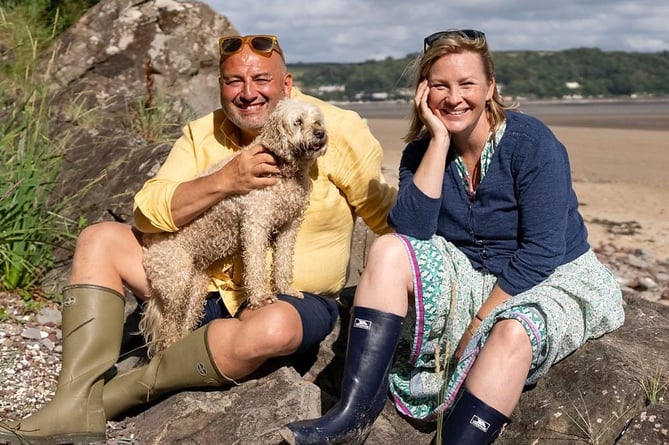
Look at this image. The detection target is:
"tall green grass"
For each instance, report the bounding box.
[0,3,83,294]
[0,89,81,292]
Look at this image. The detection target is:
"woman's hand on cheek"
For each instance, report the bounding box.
[415,80,448,141]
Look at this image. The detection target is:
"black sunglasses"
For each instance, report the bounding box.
[423,29,486,51]
[219,35,284,59]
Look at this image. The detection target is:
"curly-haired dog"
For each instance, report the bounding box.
[139,98,328,356]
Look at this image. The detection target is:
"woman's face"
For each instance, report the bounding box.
[426,51,494,138]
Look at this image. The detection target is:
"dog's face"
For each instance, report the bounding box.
[264,99,328,164]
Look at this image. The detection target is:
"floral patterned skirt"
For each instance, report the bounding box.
[388,234,625,421]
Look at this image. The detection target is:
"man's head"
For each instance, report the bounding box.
[218,35,293,144]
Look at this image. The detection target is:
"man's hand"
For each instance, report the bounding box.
[170,145,281,227]
[216,144,281,195]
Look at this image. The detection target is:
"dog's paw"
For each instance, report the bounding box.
[247,295,278,310]
[276,287,304,300]
[289,290,304,300]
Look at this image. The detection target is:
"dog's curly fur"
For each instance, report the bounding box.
[139,98,328,356]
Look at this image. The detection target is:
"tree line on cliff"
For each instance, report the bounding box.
[291,48,669,101]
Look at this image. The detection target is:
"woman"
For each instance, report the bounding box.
[282,29,624,444]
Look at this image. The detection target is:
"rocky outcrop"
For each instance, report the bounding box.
[46,0,235,227]
[24,0,669,443]
[46,0,233,115]
[104,287,668,445]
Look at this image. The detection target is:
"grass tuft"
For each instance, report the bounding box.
[638,366,668,405]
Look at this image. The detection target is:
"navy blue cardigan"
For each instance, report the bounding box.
[389,111,590,296]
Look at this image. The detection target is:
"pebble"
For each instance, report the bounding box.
[625,254,651,269]
[37,307,61,325]
[21,327,48,340]
[638,277,658,290]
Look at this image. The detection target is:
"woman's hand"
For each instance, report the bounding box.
[454,316,481,360]
[454,286,510,360]
[414,80,449,143]
[410,79,451,199]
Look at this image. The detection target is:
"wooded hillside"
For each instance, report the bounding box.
[289,48,669,101]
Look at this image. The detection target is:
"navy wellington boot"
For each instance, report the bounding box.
[281,306,403,445]
[438,389,511,444]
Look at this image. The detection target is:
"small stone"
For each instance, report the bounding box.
[21,328,47,340]
[617,276,639,288]
[625,255,650,269]
[36,307,61,325]
[40,338,55,351]
[638,277,658,290]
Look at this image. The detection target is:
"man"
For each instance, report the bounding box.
[0,34,396,444]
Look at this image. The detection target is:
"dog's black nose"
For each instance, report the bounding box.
[314,130,325,139]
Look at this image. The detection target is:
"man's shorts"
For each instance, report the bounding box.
[198,292,339,356]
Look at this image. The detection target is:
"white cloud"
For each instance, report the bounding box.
[202,0,669,62]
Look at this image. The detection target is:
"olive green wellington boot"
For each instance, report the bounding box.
[103,324,234,420]
[0,284,125,445]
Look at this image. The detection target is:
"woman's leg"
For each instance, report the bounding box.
[281,234,414,445]
[466,319,533,416]
[352,234,413,315]
[440,319,532,444]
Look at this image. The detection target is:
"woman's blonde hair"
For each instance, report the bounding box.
[403,30,514,143]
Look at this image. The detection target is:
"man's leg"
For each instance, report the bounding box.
[103,291,338,419]
[69,221,149,296]
[0,222,146,445]
[206,291,338,379]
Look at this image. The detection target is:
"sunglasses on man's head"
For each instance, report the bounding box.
[219,35,284,59]
[423,29,486,51]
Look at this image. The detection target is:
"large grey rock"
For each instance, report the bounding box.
[46,0,233,116]
[41,0,236,290]
[105,294,668,445]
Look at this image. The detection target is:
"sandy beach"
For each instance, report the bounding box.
[360,103,669,260]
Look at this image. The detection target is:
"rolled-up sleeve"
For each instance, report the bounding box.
[322,107,397,235]
[133,110,237,233]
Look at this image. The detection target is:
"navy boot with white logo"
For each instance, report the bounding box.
[281,306,403,445]
[439,389,511,444]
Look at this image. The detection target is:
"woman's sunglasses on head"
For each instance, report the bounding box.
[423,29,486,51]
[219,35,284,60]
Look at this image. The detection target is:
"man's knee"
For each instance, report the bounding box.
[225,302,303,358]
[254,303,303,353]
[77,221,131,249]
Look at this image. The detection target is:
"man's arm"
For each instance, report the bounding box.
[327,110,397,235]
[133,118,279,233]
[170,145,279,227]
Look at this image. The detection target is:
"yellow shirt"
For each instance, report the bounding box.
[133,90,396,314]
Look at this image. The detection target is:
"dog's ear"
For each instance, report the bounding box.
[280,100,306,135]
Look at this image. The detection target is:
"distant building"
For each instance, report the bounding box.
[317,85,346,93]
[354,91,389,101]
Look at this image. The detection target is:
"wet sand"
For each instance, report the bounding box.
[358,103,669,260]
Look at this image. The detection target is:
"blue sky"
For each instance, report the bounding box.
[201,0,669,63]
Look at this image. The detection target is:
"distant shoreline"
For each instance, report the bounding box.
[339,98,669,131]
